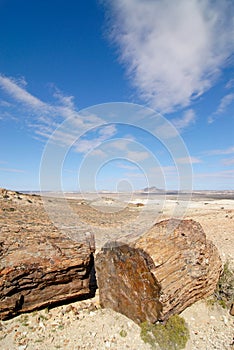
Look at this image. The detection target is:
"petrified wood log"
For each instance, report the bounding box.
[95,244,162,324]
[135,219,222,320]
[0,231,95,320]
[96,219,222,324]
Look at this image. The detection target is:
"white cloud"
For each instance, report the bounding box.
[0,74,103,146]
[108,139,132,151]
[105,0,234,112]
[0,167,25,173]
[0,75,46,109]
[0,99,11,107]
[172,109,196,131]
[150,165,177,174]
[126,150,149,161]
[75,124,117,154]
[215,93,234,114]
[116,162,138,170]
[99,124,117,138]
[89,149,107,158]
[222,158,234,166]
[195,169,234,179]
[52,86,75,109]
[204,146,234,156]
[176,156,201,164]
[225,78,234,89]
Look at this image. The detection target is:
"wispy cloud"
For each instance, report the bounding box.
[75,124,117,154]
[225,78,234,89]
[150,165,177,174]
[116,162,138,170]
[0,74,103,147]
[204,146,234,156]
[0,167,25,173]
[105,0,234,112]
[222,158,234,166]
[108,139,133,151]
[215,93,234,115]
[0,75,46,110]
[51,85,75,109]
[0,99,11,107]
[176,156,201,164]
[195,169,234,179]
[126,150,149,162]
[208,92,234,122]
[172,109,196,131]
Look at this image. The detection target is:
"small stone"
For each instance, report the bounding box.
[39,321,45,329]
[105,341,111,348]
[222,315,228,325]
[65,305,73,313]
[230,303,234,316]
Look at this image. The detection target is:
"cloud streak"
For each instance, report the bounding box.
[172,109,196,131]
[0,74,103,147]
[222,158,234,166]
[204,146,234,156]
[176,156,201,164]
[0,167,25,173]
[215,93,234,114]
[105,0,234,112]
[0,75,46,110]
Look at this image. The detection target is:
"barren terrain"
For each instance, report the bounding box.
[0,189,233,349]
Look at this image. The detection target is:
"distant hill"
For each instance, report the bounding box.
[142,186,165,193]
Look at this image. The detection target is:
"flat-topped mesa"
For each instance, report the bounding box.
[0,230,95,320]
[96,219,222,324]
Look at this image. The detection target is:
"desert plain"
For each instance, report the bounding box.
[0,189,233,349]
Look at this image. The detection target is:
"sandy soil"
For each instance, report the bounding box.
[0,192,233,349]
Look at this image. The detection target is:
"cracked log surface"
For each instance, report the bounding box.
[96,219,222,324]
[0,189,95,320]
[95,244,162,325]
[135,219,222,321]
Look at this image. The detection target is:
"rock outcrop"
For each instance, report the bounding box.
[95,244,162,324]
[0,189,95,320]
[96,219,222,324]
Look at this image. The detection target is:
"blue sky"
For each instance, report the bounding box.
[0,0,234,192]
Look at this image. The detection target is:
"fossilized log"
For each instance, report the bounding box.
[96,219,222,324]
[95,244,162,324]
[0,231,95,320]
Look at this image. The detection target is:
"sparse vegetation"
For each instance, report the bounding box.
[214,261,234,308]
[38,313,48,321]
[19,314,29,326]
[119,329,127,337]
[140,315,190,350]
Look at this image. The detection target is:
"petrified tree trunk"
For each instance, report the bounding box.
[96,219,222,324]
[0,232,95,320]
[95,244,162,324]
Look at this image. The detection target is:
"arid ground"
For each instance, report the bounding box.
[0,190,233,349]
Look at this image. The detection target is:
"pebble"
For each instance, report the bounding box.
[105,341,111,348]
[222,315,228,325]
[230,304,234,316]
[39,320,45,329]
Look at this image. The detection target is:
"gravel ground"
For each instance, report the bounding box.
[0,192,233,349]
